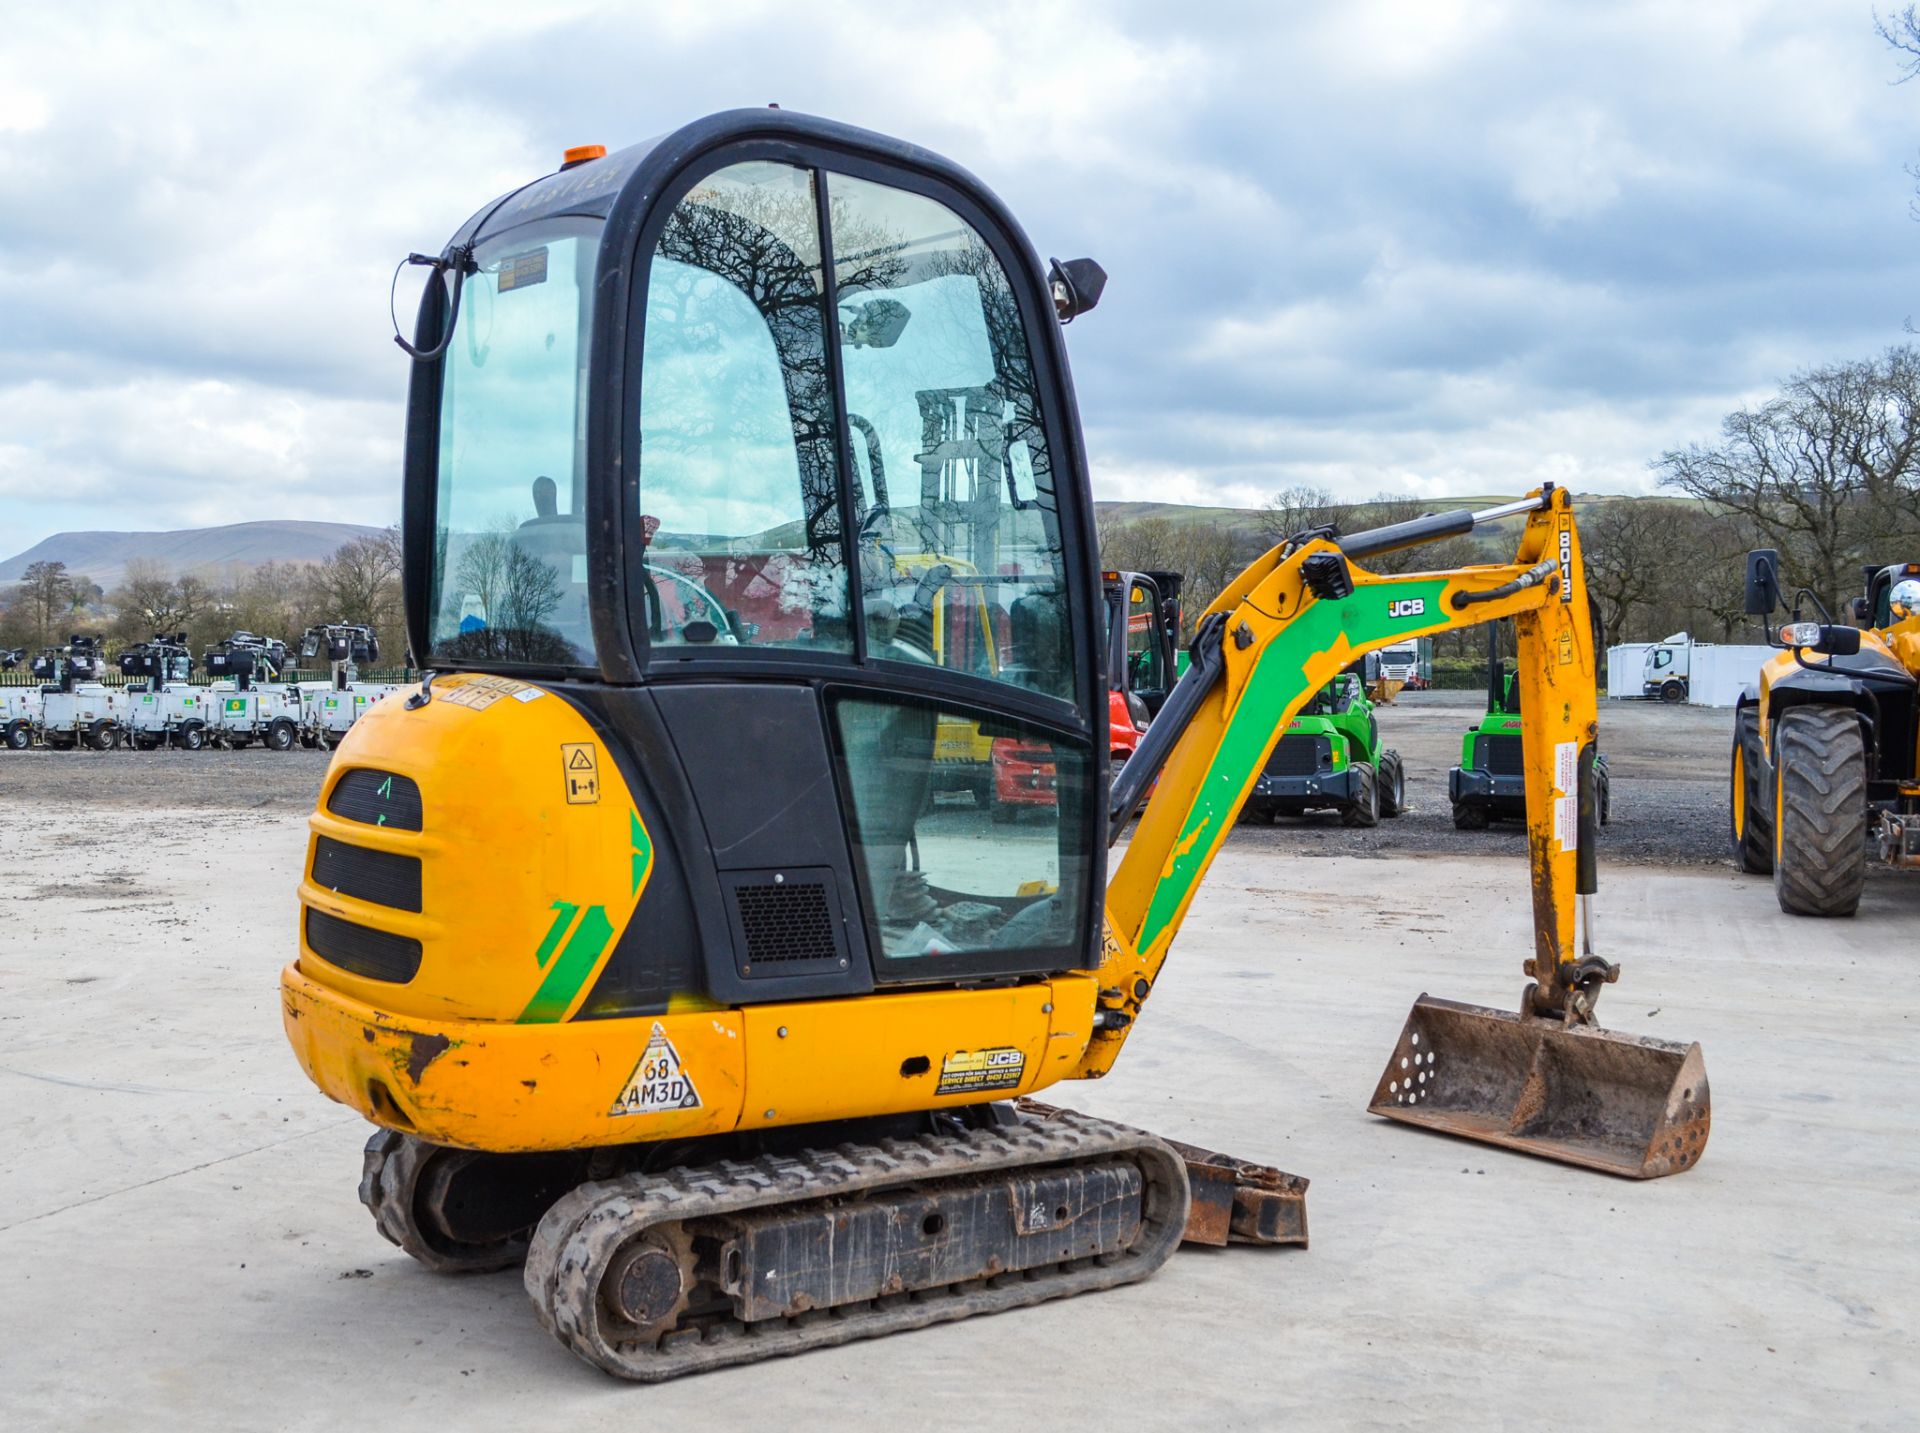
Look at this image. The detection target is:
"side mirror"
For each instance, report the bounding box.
[1852,596,1871,623]
[1048,257,1107,322]
[1744,549,1781,616]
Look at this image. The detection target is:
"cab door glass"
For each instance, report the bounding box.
[1126,582,1166,697]
[829,691,1092,969]
[638,161,851,654]
[827,173,1074,703]
[432,224,598,665]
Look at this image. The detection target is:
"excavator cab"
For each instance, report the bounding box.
[391,112,1110,986]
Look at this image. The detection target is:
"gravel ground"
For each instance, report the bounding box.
[1230,689,1733,868]
[0,691,1736,864]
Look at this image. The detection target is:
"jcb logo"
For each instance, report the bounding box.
[1388,598,1425,619]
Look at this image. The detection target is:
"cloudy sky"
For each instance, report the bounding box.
[2,0,1917,551]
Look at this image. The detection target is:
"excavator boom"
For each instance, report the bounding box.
[1079,485,1710,1178]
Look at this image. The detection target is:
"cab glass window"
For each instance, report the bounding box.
[638,161,850,654]
[1126,582,1166,694]
[431,223,598,665]
[828,173,1075,703]
[829,691,1092,969]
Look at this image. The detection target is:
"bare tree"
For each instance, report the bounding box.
[313,527,404,635]
[14,560,74,647]
[1257,484,1338,546]
[1656,347,1920,613]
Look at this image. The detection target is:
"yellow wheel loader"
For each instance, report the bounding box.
[282,110,1709,1379]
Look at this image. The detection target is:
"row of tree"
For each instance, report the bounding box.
[0,530,404,665]
[1098,345,1920,656]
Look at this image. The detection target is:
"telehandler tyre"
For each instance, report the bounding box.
[1771,706,1867,917]
[1729,706,1772,874]
[1341,761,1380,828]
[1379,750,1406,817]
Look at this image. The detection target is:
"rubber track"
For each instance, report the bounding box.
[523,1107,1189,1381]
[1772,706,1866,916]
[1732,706,1772,874]
[360,1130,529,1274]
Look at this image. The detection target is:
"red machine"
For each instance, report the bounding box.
[992,570,1182,816]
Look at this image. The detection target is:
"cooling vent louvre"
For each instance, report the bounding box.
[304,907,422,983]
[1265,736,1328,777]
[313,835,422,913]
[720,868,849,977]
[327,769,423,831]
[1478,735,1525,776]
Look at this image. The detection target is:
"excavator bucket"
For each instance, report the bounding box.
[1367,995,1710,1179]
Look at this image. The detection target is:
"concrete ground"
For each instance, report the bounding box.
[1,700,1914,1430]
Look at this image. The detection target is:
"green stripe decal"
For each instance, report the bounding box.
[1135,576,1452,954]
[631,810,652,896]
[534,900,580,969]
[518,904,614,1023]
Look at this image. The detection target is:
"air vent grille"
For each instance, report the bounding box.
[1478,734,1524,776]
[327,769,423,831]
[721,868,849,977]
[313,835,422,913]
[304,907,422,983]
[1265,735,1327,777]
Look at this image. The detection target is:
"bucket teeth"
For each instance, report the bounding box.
[1368,994,1710,1180]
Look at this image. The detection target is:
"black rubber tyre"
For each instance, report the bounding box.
[1597,763,1612,826]
[1378,750,1406,817]
[1660,680,1687,704]
[1730,706,1772,874]
[133,732,162,751]
[46,733,76,750]
[85,720,115,751]
[1452,801,1490,831]
[1341,762,1380,828]
[1771,706,1867,917]
[266,717,296,751]
[1242,800,1277,825]
[3,720,28,750]
[174,721,206,751]
[299,730,320,749]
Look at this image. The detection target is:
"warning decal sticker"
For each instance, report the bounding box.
[1554,740,1577,795]
[562,742,599,804]
[610,1022,702,1116]
[935,1047,1026,1097]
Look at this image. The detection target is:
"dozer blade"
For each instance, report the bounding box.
[1368,994,1710,1179]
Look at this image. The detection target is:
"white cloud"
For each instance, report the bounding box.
[1,0,1917,551]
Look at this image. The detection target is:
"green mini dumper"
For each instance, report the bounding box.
[1244,669,1405,826]
[1450,625,1611,830]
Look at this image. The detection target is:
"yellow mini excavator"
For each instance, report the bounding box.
[283,110,1709,1379]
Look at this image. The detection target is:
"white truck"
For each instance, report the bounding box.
[1639,632,1778,706]
[29,638,123,750]
[202,633,302,750]
[117,634,212,750]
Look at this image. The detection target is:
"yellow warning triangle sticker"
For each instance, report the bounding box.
[568,746,595,769]
[610,1022,702,1116]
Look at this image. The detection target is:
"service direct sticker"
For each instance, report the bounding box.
[935,1047,1026,1097]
